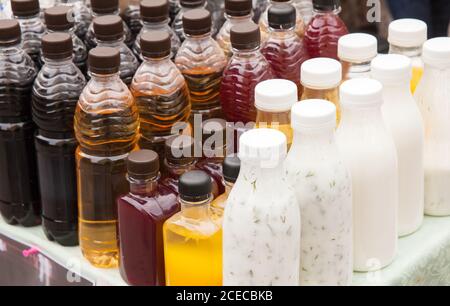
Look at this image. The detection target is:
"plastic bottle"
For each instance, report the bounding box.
[121,0,142,36]
[293,0,313,24]
[56,0,92,39]
[169,0,181,24]
[172,0,207,42]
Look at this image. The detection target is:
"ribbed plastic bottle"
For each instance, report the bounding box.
[172,0,207,42]
[56,0,92,39]
[121,0,142,36]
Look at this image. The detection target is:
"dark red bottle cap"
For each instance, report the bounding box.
[140,31,171,58]
[90,0,119,14]
[127,150,160,180]
[182,8,211,36]
[140,0,169,23]
[313,0,340,11]
[225,0,253,17]
[42,32,73,60]
[0,20,21,46]
[230,21,261,50]
[93,15,124,41]
[88,47,120,74]
[165,135,196,165]
[11,0,40,17]
[44,6,75,31]
[180,0,206,8]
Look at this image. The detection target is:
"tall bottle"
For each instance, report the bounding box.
[285,100,352,285]
[304,0,348,60]
[131,31,190,158]
[372,54,424,236]
[118,150,179,286]
[175,9,227,121]
[32,33,86,245]
[336,78,398,272]
[56,0,92,39]
[121,0,142,36]
[172,0,207,42]
[388,19,427,94]
[10,0,45,65]
[75,47,139,268]
[93,15,139,86]
[415,37,450,217]
[0,20,40,227]
[163,170,222,286]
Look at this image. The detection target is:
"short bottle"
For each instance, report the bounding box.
[32,33,86,246]
[223,128,300,286]
[336,78,398,272]
[163,170,223,286]
[285,100,352,285]
[121,0,142,36]
[75,47,139,268]
[172,0,207,42]
[56,0,92,39]
[0,20,40,227]
[118,150,179,286]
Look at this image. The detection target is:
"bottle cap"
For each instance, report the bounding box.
[255,79,298,112]
[371,54,412,84]
[291,100,336,131]
[301,58,342,89]
[182,8,211,36]
[141,31,171,58]
[0,20,21,46]
[340,78,383,108]
[338,33,378,63]
[422,37,450,68]
[268,3,296,30]
[223,154,241,183]
[230,21,260,50]
[11,0,40,17]
[93,15,124,41]
[202,118,227,157]
[127,150,160,180]
[90,0,119,14]
[180,0,206,8]
[165,135,196,165]
[225,0,253,17]
[140,0,169,23]
[45,6,75,31]
[88,47,120,74]
[42,32,73,60]
[178,170,212,202]
[388,19,427,48]
[313,0,340,11]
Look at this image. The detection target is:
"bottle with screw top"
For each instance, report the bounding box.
[172,0,207,42]
[121,0,142,36]
[56,0,92,39]
[169,0,181,24]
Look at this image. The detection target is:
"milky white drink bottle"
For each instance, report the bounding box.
[371,54,425,236]
[336,78,398,272]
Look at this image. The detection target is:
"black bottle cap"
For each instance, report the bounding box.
[91,0,119,14]
[127,150,160,180]
[140,0,169,23]
[179,170,212,202]
[45,6,75,31]
[93,15,124,41]
[268,3,296,29]
[182,8,211,36]
[42,32,73,60]
[223,155,241,183]
[225,0,253,17]
[141,31,171,58]
[180,0,206,9]
[88,47,120,74]
[165,135,196,165]
[313,0,340,11]
[0,19,21,46]
[11,0,40,17]
[230,21,260,50]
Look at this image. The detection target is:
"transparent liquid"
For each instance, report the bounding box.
[301,87,340,124]
[57,0,92,39]
[16,16,45,65]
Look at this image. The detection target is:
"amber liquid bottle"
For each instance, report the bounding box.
[74,47,139,268]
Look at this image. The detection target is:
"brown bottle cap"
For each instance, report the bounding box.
[90,0,119,14]
[225,0,253,17]
[0,20,21,46]
[180,0,206,8]
[88,47,120,74]
[165,135,196,165]
[45,6,75,31]
[141,31,171,58]
[230,21,260,50]
[140,0,169,23]
[127,150,160,180]
[182,9,211,36]
[93,15,124,41]
[11,0,40,17]
[42,32,73,60]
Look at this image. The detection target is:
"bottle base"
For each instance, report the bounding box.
[42,216,79,247]
[0,200,41,227]
[81,248,119,269]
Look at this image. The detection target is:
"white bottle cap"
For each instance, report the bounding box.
[255,79,298,112]
[340,78,383,108]
[388,19,427,48]
[338,33,378,63]
[422,37,450,68]
[371,54,412,84]
[291,100,336,131]
[301,58,342,89]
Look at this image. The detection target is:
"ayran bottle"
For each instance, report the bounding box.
[118,150,179,286]
[372,54,424,236]
[223,128,300,286]
[338,33,378,81]
[336,78,398,272]
[415,37,450,217]
[56,0,92,39]
[175,8,227,121]
[121,0,142,36]
[285,99,352,285]
[0,20,40,227]
[388,19,427,94]
[93,15,139,86]
[172,0,207,42]
[32,33,86,246]
[75,47,139,268]
[163,170,223,286]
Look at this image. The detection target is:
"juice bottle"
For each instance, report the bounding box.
[172,0,207,42]
[293,0,313,24]
[255,79,297,148]
[0,20,40,227]
[75,47,139,268]
[261,3,309,98]
[163,170,222,286]
[175,9,227,121]
[56,0,92,39]
[118,150,179,286]
[304,0,348,60]
[121,0,142,36]
[388,19,427,94]
[93,15,139,86]
[32,33,86,246]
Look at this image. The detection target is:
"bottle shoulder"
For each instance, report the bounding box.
[0,51,38,85]
[33,63,86,97]
[175,37,228,72]
[164,212,222,239]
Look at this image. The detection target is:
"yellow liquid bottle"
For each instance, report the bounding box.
[411,65,424,93]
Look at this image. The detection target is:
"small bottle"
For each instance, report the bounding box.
[216,0,253,58]
[261,3,309,98]
[255,79,297,149]
[336,78,398,272]
[221,21,274,124]
[206,0,225,36]
[169,0,181,23]
[285,100,352,286]
[415,37,450,217]
[0,20,40,227]
[121,0,142,36]
[388,19,427,94]
[293,0,313,24]
[56,0,92,39]
[75,47,139,268]
[223,128,300,286]
[175,9,227,121]
[338,33,378,81]
[131,31,190,158]
[10,0,45,65]
[163,170,223,286]
[44,6,88,74]
[172,0,207,42]
[32,33,86,246]
[133,0,181,61]
[300,57,342,124]
[93,15,139,86]
[118,150,179,286]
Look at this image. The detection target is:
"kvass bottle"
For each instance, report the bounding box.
[56,0,92,39]
[121,0,142,36]
[172,0,207,42]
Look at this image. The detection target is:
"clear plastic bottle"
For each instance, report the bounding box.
[415,37,450,217]
[169,0,181,23]
[121,0,142,36]
[56,0,92,39]
[75,47,139,268]
[32,33,86,246]
[172,0,207,42]
[206,0,225,36]
[293,0,313,24]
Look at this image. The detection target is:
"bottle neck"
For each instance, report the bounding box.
[389,44,422,58]
[268,26,297,38]
[225,13,252,24]
[48,27,76,36]
[379,80,412,98]
[232,46,263,59]
[0,43,23,55]
[313,6,341,16]
[92,10,119,18]
[97,37,125,48]
[342,60,372,79]
[165,159,197,177]
[240,160,285,181]
[293,126,335,148]
[143,54,171,64]
[89,72,121,82]
[340,104,383,128]
[129,175,159,197]
[14,13,41,22]
[142,19,170,30]
[180,196,212,220]
[224,181,234,196]
[43,56,74,67]
[185,32,212,42]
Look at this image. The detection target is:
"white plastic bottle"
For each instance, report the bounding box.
[223,128,300,286]
[285,100,352,286]
[336,78,398,272]
[371,54,425,236]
